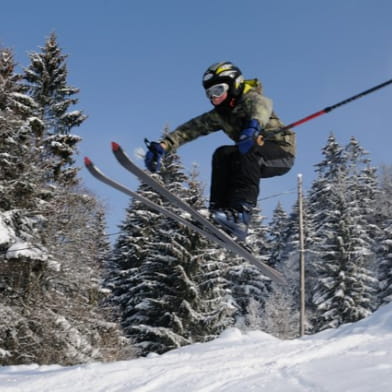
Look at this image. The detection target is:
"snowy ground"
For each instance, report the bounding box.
[1,304,392,392]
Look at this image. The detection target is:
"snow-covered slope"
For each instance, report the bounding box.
[1,303,392,392]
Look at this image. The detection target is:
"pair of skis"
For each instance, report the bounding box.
[84,142,286,285]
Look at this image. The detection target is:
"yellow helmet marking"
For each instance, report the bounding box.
[216,64,232,74]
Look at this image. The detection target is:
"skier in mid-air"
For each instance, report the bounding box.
[145,61,296,240]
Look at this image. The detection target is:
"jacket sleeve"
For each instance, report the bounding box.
[162,110,223,152]
[245,90,296,156]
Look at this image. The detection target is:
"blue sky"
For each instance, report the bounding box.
[2,0,392,237]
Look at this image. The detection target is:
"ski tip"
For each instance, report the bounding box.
[84,156,92,166]
[111,141,120,151]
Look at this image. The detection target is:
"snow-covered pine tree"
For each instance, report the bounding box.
[377,165,392,219]
[258,285,299,339]
[24,32,86,185]
[257,202,300,338]
[376,165,392,305]
[345,137,380,242]
[105,182,169,357]
[309,134,377,331]
[308,134,348,332]
[268,202,289,270]
[228,206,271,330]
[0,48,37,117]
[1,42,129,365]
[22,34,130,364]
[0,47,53,364]
[378,222,392,305]
[0,47,45,208]
[24,32,86,135]
[0,46,47,263]
[345,137,379,307]
[108,147,234,355]
[184,165,236,341]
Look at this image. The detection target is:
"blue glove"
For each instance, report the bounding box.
[237,119,261,155]
[145,140,165,172]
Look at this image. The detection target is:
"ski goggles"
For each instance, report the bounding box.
[205,83,229,99]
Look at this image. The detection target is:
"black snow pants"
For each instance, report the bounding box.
[210,141,295,209]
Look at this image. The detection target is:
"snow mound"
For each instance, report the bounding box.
[1,303,392,392]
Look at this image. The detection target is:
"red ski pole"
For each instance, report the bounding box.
[279,78,392,132]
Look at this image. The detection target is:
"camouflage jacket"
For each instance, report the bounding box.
[162,79,296,156]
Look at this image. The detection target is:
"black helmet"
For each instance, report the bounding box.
[202,61,244,100]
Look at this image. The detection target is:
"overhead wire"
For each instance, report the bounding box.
[1,186,298,255]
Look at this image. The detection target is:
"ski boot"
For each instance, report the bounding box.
[210,202,252,241]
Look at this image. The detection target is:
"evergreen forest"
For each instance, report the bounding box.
[1,34,391,365]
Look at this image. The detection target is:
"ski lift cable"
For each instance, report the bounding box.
[258,188,297,202]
